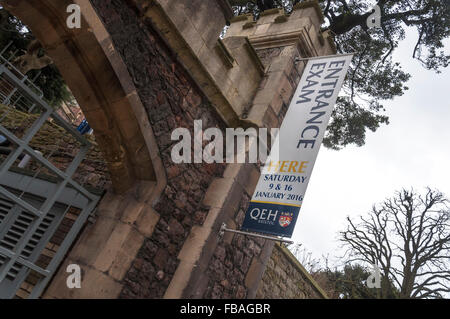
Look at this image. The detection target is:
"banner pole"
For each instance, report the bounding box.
[219,223,294,244]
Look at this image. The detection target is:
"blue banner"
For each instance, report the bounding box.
[241,201,300,238]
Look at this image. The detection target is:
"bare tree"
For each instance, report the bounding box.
[289,243,325,273]
[341,188,450,299]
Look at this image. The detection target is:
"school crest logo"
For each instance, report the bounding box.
[278,213,293,228]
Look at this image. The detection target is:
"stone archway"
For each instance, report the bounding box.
[0,0,158,193]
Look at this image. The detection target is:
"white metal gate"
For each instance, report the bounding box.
[0,48,100,299]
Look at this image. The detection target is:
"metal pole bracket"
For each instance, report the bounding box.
[219,223,294,244]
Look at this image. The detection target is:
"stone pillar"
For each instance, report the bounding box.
[161,1,336,299]
[225,2,336,130]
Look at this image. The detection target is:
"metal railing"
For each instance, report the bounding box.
[0,46,100,299]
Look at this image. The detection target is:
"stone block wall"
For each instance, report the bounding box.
[79,0,229,299]
[86,0,276,299]
[81,0,297,299]
[178,163,268,299]
[256,243,328,299]
[141,0,262,125]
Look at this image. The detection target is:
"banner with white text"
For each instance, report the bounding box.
[241,53,354,238]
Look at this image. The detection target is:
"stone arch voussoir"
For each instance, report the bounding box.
[1,0,159,193]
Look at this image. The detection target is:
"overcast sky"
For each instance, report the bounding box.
[292,29,450,267]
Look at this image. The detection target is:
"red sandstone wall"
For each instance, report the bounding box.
[90,0,234,298]
[89,0,318,299]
